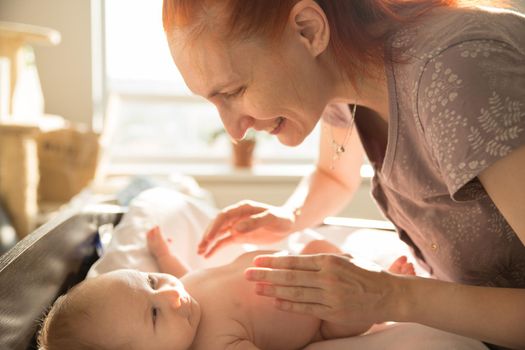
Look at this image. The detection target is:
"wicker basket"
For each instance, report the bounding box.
[36,128,100,203]
[0,124,40,237]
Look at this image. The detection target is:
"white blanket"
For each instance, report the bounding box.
[88,187,488,350]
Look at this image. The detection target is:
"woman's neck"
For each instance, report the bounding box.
[330,63,390,123]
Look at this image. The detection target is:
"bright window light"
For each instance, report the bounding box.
[104,0,319,164]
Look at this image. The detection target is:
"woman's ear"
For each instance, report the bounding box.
[289,0,330,57]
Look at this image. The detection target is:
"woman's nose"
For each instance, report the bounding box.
[218,108,254,141]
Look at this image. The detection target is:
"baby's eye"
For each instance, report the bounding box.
[148,275,157,290]
[152,307,158,326]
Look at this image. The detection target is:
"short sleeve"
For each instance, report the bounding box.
[417,39,525,201]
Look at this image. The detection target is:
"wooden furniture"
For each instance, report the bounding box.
[0,123,40,237]
[0,22,61,238]
[0,21,60,119]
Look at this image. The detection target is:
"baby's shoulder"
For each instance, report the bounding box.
[192,320,254,350]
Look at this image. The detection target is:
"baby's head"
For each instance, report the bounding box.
[38,269,201,350]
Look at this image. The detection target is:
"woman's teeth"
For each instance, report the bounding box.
[268,117,284,133]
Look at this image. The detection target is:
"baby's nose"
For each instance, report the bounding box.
[159,288,182,309]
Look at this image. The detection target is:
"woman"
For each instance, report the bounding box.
[162,1,525,349]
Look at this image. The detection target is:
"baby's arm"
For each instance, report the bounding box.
[146,227,190,278]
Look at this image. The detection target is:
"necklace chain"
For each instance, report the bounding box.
[330,103,357,170]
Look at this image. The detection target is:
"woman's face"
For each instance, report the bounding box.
[169,23,333,146]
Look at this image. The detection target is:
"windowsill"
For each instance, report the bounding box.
[95,162,380,220]
[105,162,374,183]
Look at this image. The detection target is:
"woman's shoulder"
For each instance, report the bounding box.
[436,6,524,49]
[392,6,525,61]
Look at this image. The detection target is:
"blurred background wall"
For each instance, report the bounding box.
[0,0,98,126]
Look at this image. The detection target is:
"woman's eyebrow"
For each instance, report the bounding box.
[206,78,240,99]
[207,83,231,99]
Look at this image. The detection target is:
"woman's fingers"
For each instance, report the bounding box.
[275,299,331,317]
[202,234,237,258]
[255,283,324,303]
[198,201,265,253]
[198,213,237,252]
[274,299,330,317]
[252,254,327,271]
[245,267,321,287]
[234,211,274,233]
[247,253,396,325]
[198,222,231,254]
[202,215,277,257]
[198,202,296,257]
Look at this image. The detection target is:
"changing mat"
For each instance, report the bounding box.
[87,187,488,350]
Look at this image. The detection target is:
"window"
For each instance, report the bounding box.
[104,0,319,166]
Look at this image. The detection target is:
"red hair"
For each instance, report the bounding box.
[162,0,498,82]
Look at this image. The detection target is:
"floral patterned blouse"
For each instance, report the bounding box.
[348,6,525,288]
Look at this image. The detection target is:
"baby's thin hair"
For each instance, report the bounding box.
[37,284,106,350]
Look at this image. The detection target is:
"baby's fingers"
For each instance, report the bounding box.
[147,226,160,240]
[147,226,171,257]
[402,262,416,276]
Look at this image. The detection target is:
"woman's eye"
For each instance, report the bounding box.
[148,275,157,289]
[226,87,245,98]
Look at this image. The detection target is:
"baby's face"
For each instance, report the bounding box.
[82,269,200,350]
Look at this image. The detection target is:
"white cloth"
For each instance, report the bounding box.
[305,323,489,350]
[87,187,488,349]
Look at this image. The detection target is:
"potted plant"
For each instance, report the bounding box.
[209,128,257,168]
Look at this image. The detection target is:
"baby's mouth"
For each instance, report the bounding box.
[179,295,192,320]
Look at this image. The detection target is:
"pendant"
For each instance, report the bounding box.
[332,141,345,156]
[331,143,343,170]
[329,102,357,171]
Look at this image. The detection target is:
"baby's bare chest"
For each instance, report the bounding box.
[185,262,320,349]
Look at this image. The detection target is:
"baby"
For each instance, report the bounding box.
[38,227,415,350]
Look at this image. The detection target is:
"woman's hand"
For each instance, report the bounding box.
[198,200,296,257]
[244,254,402,326]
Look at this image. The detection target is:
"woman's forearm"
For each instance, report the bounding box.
[394,276,525,349]
[283,119,364,232]
[283,166,360,232]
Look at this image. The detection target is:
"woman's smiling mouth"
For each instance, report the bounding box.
[269,117,285,135]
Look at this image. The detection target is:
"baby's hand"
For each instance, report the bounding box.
[146,226,172,260]
[147,226,189,277]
